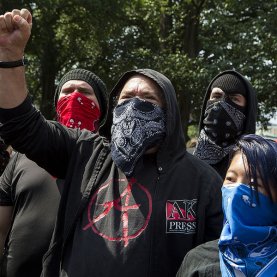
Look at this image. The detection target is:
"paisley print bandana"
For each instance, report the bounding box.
[56,91,101,131]
[193,129,234,164]
[111,98,166,176]
[219,184,277,277]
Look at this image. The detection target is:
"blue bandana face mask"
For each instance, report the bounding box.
[219,184,277,277]
[111,98,166,176]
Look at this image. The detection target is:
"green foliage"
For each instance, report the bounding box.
[1,0,275,133]
[187,124,198,139]
[200,0,277,125]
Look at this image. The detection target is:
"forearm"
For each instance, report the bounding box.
[0,66,28,108]
[0,9,32,108]
[0,102,73,178]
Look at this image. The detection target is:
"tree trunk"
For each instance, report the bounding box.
[40,62,57,119]
[179,0,205,142]
[159,0,173,50]
[39,34,59,119]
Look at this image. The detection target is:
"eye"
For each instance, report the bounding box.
[229,96,240,104]
[145,95,158,101]
[78,88,93,95]
[224,174,236,184]
[121,95,131,99]
[225,176,233,182]
[117,92,134,104]
[119,95,132,102]
[229,94,246,107]
[60,88,72,95]
[210,92,224,100]
[82,91,92,96]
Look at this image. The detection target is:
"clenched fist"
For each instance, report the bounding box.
[0,9,32,61]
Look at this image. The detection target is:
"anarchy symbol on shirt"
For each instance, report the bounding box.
[83,177,152,247]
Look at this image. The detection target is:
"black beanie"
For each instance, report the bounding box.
[211,73,247,96]
[54,69,108,123]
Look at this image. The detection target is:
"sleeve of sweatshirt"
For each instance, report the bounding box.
[176,240,221,277]
[204,173,224,242]
[0,96,78,179]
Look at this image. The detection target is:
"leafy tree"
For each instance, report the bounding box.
[200,0,277,126]
[1,0,276,138]
[1,0,128,118]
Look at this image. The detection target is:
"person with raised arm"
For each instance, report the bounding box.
[0,9,223,277]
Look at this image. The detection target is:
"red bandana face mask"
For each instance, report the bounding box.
[56,91,101,132]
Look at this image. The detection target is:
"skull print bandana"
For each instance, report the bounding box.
[56,91,101,131]
[111,98,166,176]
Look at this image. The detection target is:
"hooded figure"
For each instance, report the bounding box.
[0,69,223,277]
[194,70,257,178]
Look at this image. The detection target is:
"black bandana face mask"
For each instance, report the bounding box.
[111,98,166,176]
[203,97,246,147]
[194,97,246,164]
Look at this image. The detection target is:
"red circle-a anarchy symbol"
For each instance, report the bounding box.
[83,177,152,247]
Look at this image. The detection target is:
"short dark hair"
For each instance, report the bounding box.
[230,134,277,202]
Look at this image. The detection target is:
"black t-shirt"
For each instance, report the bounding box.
[0,153,60,277]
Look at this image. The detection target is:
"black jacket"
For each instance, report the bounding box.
[0,69,223,277]
[196,70,258,178]
[176,239,220,277]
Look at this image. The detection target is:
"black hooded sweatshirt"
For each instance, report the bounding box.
[0,69,223,277]
[196,70,257,178]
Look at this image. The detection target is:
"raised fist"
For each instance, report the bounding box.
[0,9,32,60]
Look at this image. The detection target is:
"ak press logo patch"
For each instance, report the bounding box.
[166,199,197,234]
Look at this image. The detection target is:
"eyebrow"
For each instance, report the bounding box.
[228,93,244,97]
[211,91,224,95]
[225,91,246,98]
[211,88,224,92]
[120,89,160,97]
[225,169,239,176]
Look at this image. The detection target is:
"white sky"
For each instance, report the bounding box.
[269,114,277,124]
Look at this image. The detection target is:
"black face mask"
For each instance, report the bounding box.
[0,141,10,175]
[203,97,246,147]
[111,98,166,176]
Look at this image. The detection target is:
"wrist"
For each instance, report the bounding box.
[0,57,28,68]
[0,50,25,61]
